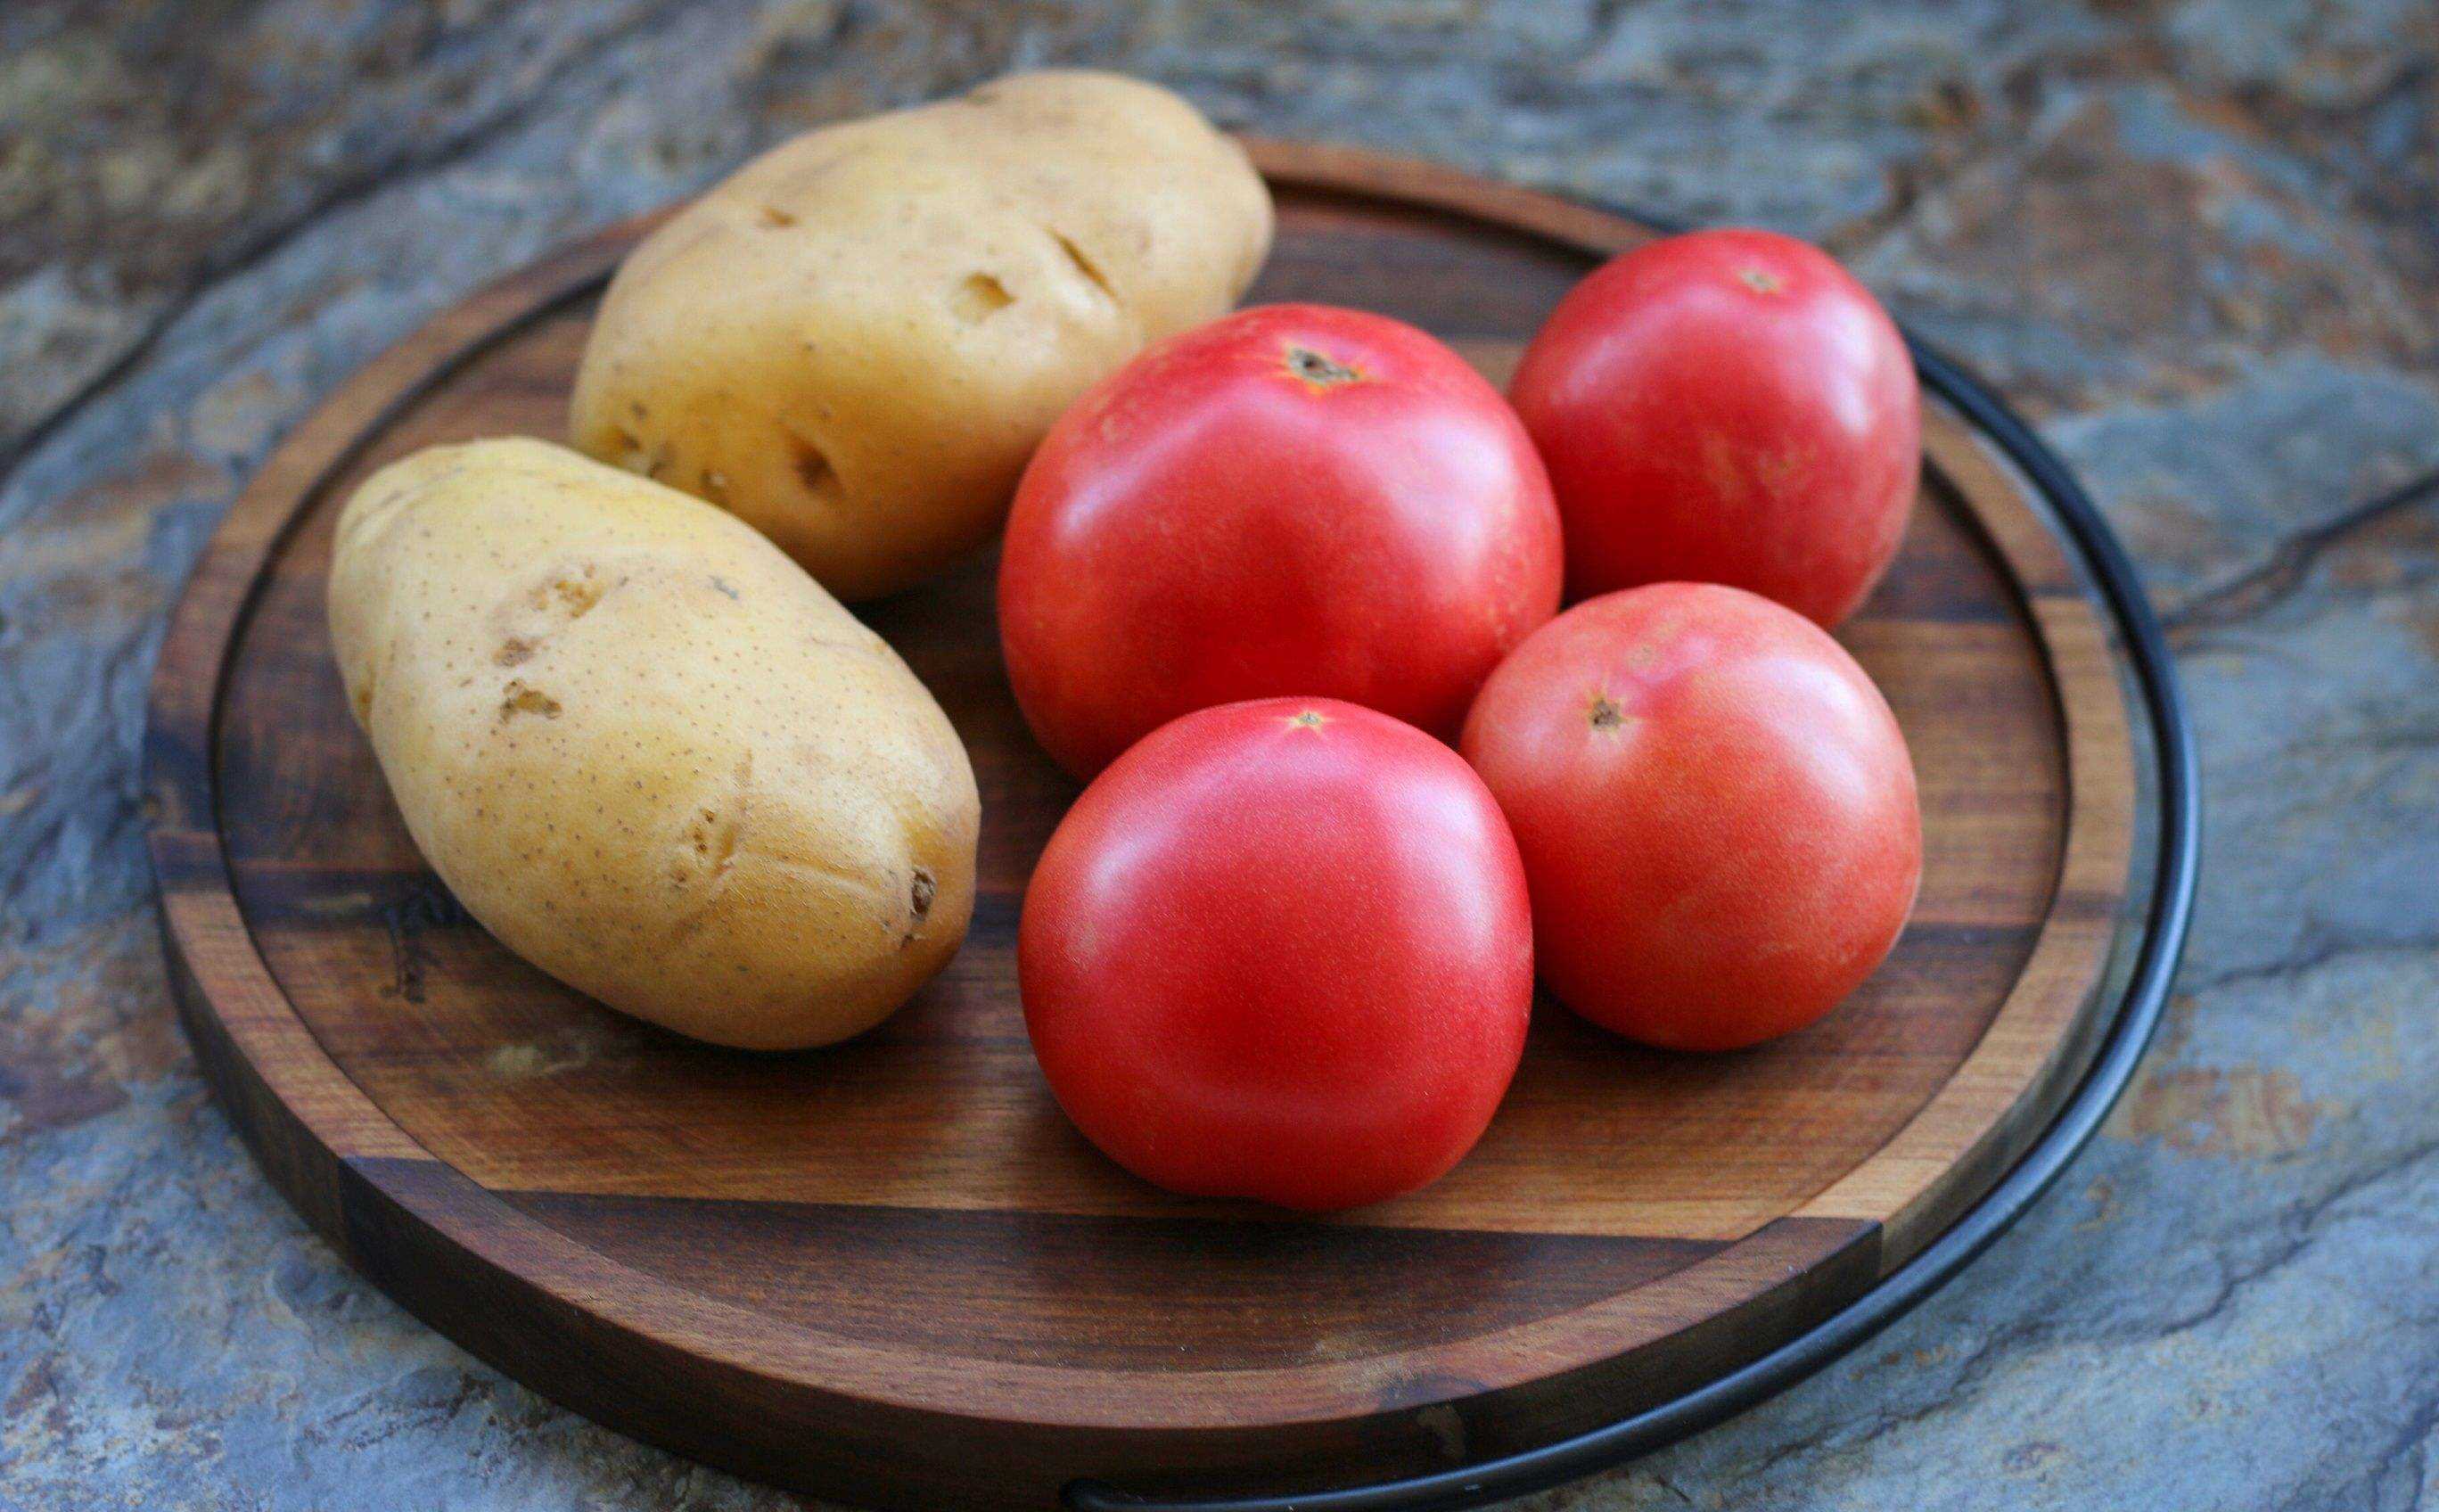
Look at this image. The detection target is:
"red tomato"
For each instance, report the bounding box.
[1020,698,1533,1211]
[1459,584,1920,1051]
[999,303,1561,778]
[1509,229,1919,627]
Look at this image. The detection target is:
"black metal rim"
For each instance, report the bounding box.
[1066,247,2204,1512]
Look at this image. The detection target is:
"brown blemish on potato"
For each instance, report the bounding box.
[902,867,937,949]
[670,760,753,918]
[605,424,650,472]
[789,433,843,505]
[690,805,739,873]
[499,680,562,721]
[757,204,800,230]
[1048,229,1114,301]
[493,564,611,668]
[950,271,1015,323]
[602,425,672,481]
[552,568,604,615]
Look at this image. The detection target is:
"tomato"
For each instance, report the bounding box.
[1509,229,1920,627]
[1459,584,1920,1051]
[999,303,1561,778]
[1020,698,1533,1211]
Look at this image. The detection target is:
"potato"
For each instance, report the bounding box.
[328,437,979,1049]
[569,69,1273,601]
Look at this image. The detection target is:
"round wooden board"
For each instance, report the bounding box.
[148,143,2139,1511]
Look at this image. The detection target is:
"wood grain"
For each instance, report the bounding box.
[146,140,2138,1509]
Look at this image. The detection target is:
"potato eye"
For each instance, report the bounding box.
[949,272,1014,324]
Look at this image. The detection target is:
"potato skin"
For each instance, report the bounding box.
[568,70,1273,601]
[328,438,979,1049]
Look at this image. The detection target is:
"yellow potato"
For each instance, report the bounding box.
[328,438,979,1049]
[569,69,1273,601]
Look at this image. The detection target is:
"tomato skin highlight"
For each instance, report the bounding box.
[999,303,1562,779]
[1509,229,1920,628]
[1459,584,1921,1052]
[1019,698,1535,1212]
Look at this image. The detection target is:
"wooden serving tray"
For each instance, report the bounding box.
[147,143,2140,1510]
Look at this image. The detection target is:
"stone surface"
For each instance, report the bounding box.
[2,1,2435,1507]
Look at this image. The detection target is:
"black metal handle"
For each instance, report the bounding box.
[1063,218,2203,1512]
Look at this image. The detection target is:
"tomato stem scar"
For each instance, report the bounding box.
[1736,267,1784,294]
[1289,709,1329,729]
[1285,346,1361,387]
[1589,695,1625,729]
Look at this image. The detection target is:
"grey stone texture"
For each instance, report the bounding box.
[1,1,2434,1507]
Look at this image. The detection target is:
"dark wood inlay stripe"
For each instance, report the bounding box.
[496,1187,1728,1371]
